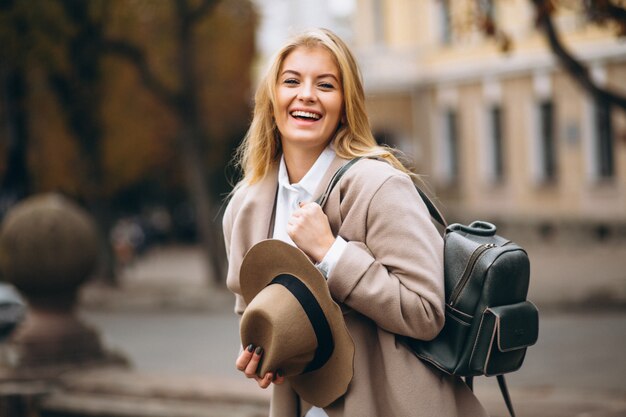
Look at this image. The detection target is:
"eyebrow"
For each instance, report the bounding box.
[281,70,340,83]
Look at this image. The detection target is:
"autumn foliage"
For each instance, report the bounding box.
[0,0,256,206]
[0,0,257,283]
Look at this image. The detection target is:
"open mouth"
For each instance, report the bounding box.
[290,110,322,121]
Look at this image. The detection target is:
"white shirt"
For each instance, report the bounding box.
[272,146,347,278]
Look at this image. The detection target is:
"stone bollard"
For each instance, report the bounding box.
[0,193,126,379]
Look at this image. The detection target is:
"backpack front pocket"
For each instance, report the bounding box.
[469,301,539,376]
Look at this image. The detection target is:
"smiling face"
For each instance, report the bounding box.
[273,46,344,156]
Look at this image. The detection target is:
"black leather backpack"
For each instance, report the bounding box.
[318,158,539,417]
[403,218,539,417]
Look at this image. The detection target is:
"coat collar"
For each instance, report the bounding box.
[243,153,348,245]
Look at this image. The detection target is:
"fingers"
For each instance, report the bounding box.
[273,370,285,385]
[256,371,274,388]
[235,343,255,372]
[297,201,321,213]
[288,202,334,263]
[236,345,284,389]
[287,202,324,232]
[244,346,264,378]
[259,370,285,388]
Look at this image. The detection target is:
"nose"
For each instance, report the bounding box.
[297,80,316,102]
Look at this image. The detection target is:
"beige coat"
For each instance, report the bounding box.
[223,156,489,417]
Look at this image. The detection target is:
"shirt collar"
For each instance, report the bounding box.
[278,145,336,197]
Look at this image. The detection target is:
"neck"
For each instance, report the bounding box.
[283,144,326,184]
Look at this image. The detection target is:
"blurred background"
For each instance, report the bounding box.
[0,1,625,416]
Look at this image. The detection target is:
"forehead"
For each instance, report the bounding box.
[280,46,340,76]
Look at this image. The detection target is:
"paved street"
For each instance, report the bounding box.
[77,243,626,416]
[79,308,626,391]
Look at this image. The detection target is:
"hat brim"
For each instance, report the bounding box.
[240,239,354,408]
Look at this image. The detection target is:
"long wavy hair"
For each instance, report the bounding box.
[233,28,414,187]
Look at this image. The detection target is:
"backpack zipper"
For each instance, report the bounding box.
[449,243,496,307]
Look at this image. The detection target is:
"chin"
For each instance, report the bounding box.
[284,134,330,148]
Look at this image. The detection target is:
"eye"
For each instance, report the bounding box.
[283,78,299,85]
[319,82,335,90]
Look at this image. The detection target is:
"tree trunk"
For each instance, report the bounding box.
[99,0,228,286]
[176,3,226,287]
[179,128,226,287]
[89,197,117,285]
[0,63,31,207]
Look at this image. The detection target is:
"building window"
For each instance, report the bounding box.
[489,105,505,181]
[538,100,557,182]
[373,0,385,45]
[440,109,459,183]
[584,65,614,182]
[373,130,395,147]
[594,97,614,179]
[478,0,495,21]
[439,0,452,44]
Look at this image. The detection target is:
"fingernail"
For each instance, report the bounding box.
[255,346,263,355]
[247,344,254,352]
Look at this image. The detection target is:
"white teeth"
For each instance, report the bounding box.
[291,110,321,120]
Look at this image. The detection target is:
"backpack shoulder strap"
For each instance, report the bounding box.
[414,186,447,228]
[466,375,516,417]
[497,375,517,417]
[315,157,363,207]
[314,156,448,228]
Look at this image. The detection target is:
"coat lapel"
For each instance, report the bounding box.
[246,163,279,244]
[224,164,278,300]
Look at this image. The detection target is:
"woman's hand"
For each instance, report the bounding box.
[235,344,285,388]
[288,202,335,263]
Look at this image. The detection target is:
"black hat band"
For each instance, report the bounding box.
[270,274,335,373]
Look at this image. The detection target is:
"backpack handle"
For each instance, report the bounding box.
[446,221,497,236]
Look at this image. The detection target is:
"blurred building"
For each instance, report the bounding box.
[251,0,355,73]
[352,0,626,238]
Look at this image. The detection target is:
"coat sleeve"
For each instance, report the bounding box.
[326,173,445,341]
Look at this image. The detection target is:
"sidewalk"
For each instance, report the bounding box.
[474,384,626,417]
[39,367,626,417]
[80,245,233,312]
[80,241,626,311]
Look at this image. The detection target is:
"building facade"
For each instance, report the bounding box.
[251,0,354,73]
[352,0,626,239]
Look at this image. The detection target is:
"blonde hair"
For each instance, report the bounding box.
[233,28,414,187]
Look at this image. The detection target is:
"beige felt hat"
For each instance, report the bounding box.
[239,239,355,408]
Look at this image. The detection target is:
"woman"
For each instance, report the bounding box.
[223,28,488,417]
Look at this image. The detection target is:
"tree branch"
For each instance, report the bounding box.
[587,0,626,27]
[605,3,626,23]
[532,0,626,111]
[101,39,180,110]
